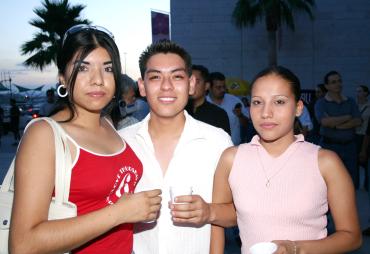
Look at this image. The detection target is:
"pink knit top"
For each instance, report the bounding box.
[229,135,328,254]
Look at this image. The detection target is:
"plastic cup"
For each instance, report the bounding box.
[249,242,278,254]
[169,186,193,204]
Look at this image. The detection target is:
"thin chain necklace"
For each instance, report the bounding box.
[256,142,301,188]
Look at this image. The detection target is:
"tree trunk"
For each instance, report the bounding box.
[268,30,277,66]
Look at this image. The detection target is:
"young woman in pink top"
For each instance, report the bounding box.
[9,25,161,253]
[211,66,362,254]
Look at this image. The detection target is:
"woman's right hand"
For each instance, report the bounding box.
[114,189,162,224]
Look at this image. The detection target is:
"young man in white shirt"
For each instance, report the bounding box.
[119,40,234,254]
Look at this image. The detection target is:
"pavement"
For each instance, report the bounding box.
[0,133,369,253]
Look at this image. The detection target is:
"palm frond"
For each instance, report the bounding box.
[232,0,263,28]
[20,0,91,70]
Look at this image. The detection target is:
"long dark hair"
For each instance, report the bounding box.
[53,26,122,122]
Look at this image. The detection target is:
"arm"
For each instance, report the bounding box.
[314,99,351,128]
[273,149,362,254]
[319,115,352,128]
[210,147,238,254]
[336,117,362,129]
[9,121,161,254]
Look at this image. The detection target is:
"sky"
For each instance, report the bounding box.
[0,0,170,90]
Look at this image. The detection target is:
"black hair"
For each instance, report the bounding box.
[46,89,54,96]
[250,66,301,102]
[55,26,122,122]
[209,72,226,87]
[324,70,340,84]
[316,83,327,94]
[192,65,209,82]
[359,85,369,96]
[139,39,192,79]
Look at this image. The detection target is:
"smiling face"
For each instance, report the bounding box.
[60,47,115,114]
[250,74,303,143]
[138,53,195,120]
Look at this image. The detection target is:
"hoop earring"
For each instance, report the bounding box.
[57,84,68,98]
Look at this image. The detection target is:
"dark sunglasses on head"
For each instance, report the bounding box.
[62,24,115,46]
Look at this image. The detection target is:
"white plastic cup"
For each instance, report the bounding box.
[249,242,278,254]
[169,186,193,204]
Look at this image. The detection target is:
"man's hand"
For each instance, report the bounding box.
[169,195,211,227]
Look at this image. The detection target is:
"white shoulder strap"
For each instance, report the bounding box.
[0,117,72,204]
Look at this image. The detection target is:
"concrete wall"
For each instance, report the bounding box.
[170,0,370,96]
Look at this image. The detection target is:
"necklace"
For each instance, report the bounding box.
[256,142,301,188]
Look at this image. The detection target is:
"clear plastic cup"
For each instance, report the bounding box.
[169,186,193,204]
[249,242,278,254]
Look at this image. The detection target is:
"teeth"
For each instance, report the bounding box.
[159,97,175,102]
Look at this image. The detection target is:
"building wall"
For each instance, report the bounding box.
[170,0,370,96]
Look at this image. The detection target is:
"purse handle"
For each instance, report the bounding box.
[0,117,72,204]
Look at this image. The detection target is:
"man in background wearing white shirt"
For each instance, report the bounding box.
[119,40,233,254]
[207,72,249,145]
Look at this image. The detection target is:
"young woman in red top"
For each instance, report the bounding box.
[9,25,161,254]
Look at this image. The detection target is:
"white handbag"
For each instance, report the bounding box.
[0,117,77,254]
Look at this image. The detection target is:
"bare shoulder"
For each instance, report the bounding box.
[222,146,238,161]
[318,148,342,168]
[318,148,350,183]
[18,119,55,156]
[216,146,239,176]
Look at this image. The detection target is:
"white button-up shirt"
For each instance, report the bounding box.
[207,93,248,145]
[119,111,233,254]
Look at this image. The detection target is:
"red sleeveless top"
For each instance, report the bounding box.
[68,137,143,254]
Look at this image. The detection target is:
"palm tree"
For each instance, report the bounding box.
[20,0,91,70]
[232,0,315,66]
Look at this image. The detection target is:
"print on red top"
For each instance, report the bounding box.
[106,166,140,204]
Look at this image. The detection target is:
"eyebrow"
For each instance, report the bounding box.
[251,95,289,98]
[73,60,112,65]
[146,67,187,74]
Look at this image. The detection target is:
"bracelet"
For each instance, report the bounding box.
[292,241,297,254]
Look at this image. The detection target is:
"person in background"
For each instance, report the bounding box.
[315,71,361,188]
[240,96,256,143]
[356,85,370,191]
[359,119,370,236]
[110,74,140,130]
[211,66,362,254]
[39,89,57,116]
[315,83,327,99]
[9,24,161,254]
[119,39,233,254]
[306,84,327,144]
[298,104,313,137]
[207,71,248,145]
[0,105,3,146]
[132,89,150,121]
[186,64,231,135]
[9,98,20,145]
